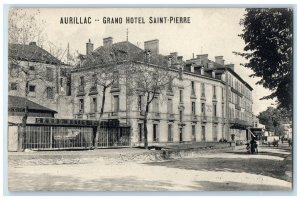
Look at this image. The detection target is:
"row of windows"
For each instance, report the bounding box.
[190,81,224,99]
[137,123,221,142]
[227,73,252,100]
[9,83,54,99]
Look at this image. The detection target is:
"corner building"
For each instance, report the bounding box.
[72,37,253,147]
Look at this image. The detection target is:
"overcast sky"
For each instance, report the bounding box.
[19,8,276,115]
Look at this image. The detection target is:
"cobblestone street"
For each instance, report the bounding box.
[8,145,292,192]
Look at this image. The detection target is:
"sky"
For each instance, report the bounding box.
[12,8,276,115]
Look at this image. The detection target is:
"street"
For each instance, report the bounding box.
[8,145,292,192]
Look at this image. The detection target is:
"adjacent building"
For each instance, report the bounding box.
[8,42,73,119]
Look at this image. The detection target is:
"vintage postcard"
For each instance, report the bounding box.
[7,7,293,192]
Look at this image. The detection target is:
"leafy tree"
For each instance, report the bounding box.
[235,8,293,111]
[257,107,291,135]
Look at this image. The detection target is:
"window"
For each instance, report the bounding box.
[46,67,53,81]
[222,88,224,100]
[91,97,97,113]
[153,97,159,113]
[179,90,183,103]
[179,110,183,122]
[192,102,196,115]
[201,103,205,115]
[192,125,196,142]
[79,99,84,113]
[213,104,217,117]
[179,128,183,142]
[201,83,205,96]
[213,125,218,141]
[138,95,143,111]
[153,124,158,142]
[29,66,35,71]
[10,83,18,91]
[213,86,216,96]
[46,87,54,99]
[113,95,119,112]
[138,123,143,142]
[201,126,206,141]
[168,124,173,142]
[222,104,224,118]
[29,85,36,93]
[167,98,173,114]
[79,76,85,86]
[191,81,195,95]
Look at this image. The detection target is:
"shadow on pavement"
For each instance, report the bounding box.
[9,172,175,192]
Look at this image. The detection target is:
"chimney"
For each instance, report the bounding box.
[144,39,159,55]
[103,37,113,47]
[177,56,183,63]
[196,54,208,60]
[226,64,234,71]
[215,56,225,65]
[208,62,214,68]
[29,42,36,46]
[86,39,94,55]
[170,52,178,64]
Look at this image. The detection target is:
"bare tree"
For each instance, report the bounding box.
[8,9,64,151]
[127,61,178,149]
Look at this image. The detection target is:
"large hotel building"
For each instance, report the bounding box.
[70,37,254,147]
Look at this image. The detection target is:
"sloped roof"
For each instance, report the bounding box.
[8,95,57,113]
[78,41,169,68]
[9,43,61,65]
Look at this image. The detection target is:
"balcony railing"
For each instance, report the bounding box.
[77,85,86,96]
[191,114,197,122]
[168,113,175,121]
[201,115,207,122]
[213,116,219,123]
[201,93,206,100]
[152,112,160,119]
[235,104,241,110]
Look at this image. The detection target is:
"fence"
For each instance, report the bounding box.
[21,124,131,150]
[23,125,93,150]
[97,126,131,148]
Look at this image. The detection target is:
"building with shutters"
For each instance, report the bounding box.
[71,37,254,147]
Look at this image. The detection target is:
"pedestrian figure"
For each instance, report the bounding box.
[288,138,292,147]
[250,138,257,154]
[281,136,284,144]
[246,142,251,154]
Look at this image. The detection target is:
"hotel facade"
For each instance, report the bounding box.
[71,37,254,147]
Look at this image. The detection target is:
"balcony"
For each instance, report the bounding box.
[111,112,118,117]
[230,118,252,129]
[76,85,86,96]
[201,93,206,100]
[89,85,98,95]
[212,116,219,123]
[152,112,160,120]
[190,90,197,99]
[201,115,207,123]
[87,113,96,119]
[212,94,217,102]
[168,113,175,121]
[191,114,197,122]
[235,104,241,110]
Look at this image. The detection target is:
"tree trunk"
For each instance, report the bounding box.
[94,86,107,148]
[20,81,29,151]
[143,101,150,149]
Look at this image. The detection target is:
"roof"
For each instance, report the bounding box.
[8,95,57,113]
[78,41,169,69]
[9,43,62,65]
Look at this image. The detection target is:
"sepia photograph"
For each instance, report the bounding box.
[6,7,293,192]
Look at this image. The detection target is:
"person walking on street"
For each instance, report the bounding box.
[250,138,257,154]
